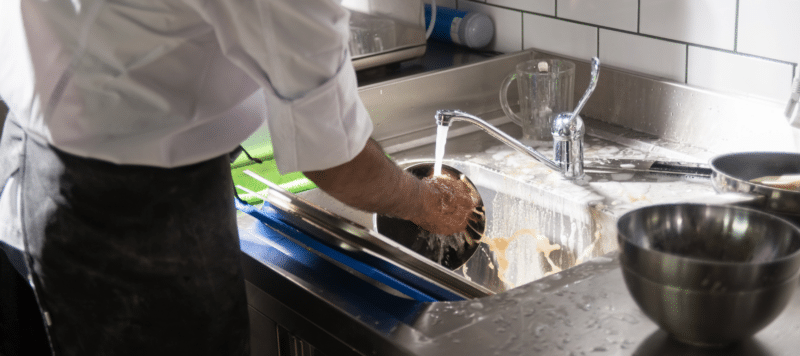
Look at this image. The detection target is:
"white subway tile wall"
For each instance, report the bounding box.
[600,29,686,82]
[687,46,794,102]
[453,0,799,102]
[556,0,638,32]
[523,14,597,60]
[640,0,736,50]
[738,0,800,64]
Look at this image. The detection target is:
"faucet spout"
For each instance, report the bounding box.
[434,109,563,172]
[436,111,455,127]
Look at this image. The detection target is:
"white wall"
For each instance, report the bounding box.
[446,0,798,103]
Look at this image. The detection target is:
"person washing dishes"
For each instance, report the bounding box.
[0,0,476,355]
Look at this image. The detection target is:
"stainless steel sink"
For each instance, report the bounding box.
[300,157,615,294]
[297,120,717,295]
[403,158,616,294]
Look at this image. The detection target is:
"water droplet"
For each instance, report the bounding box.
[534,324,546,336]
[524,307,536,317]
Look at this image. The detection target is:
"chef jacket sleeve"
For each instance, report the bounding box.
[184,0,373,174]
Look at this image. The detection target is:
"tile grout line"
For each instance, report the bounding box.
[637,0,641,33]
[733,0,740,53]
[597,27,600,58]
[685,44,689,84]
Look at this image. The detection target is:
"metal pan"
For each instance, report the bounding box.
[375,163,487,270]
[708,152,800,217]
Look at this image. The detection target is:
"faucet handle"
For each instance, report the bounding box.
[550,57,598,180]
[570,57,601,121]
[552,112,585,139]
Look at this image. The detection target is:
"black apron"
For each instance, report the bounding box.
[0,115,250,356]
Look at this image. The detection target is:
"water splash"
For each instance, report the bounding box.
[418,229,468,266]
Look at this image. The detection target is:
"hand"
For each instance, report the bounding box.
[410,174,478,235]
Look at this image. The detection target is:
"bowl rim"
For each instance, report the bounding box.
[617,203,800,267]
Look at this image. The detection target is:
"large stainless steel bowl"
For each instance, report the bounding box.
[618,203,800,347]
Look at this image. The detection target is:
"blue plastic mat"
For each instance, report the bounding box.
[236,198,466,302]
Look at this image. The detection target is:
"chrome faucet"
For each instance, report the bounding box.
[435,57,601,180]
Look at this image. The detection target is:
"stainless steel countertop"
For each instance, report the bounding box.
[398,253,800,356]
[240,207,800,355]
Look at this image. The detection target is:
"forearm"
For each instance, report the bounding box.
[303,138,425,222]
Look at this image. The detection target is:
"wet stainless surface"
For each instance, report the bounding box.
[395,253,800,355]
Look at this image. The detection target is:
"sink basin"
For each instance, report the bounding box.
[300,158,616,294]
[414,159,618,293]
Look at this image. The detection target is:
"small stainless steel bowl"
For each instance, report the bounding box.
[617,203,800,347]
[375,163,486,270]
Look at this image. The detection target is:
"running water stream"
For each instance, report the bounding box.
[433,125,449,176]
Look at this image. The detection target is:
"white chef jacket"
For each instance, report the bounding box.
[0,0,373,173]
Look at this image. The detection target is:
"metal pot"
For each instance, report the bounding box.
[375,163,486,270]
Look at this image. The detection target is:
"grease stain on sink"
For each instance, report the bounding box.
[483,228,564,287]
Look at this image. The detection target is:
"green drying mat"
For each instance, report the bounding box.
[231,127,320,204]
[232,161,316,205]
[231,147,317,205]
[231,138,392,205]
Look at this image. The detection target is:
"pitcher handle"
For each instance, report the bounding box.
[499,73,523,126]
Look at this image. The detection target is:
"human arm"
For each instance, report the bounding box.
[185,1,475,231]
[304,139,476,236]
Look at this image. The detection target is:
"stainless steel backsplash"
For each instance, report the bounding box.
[362,49,798,157]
